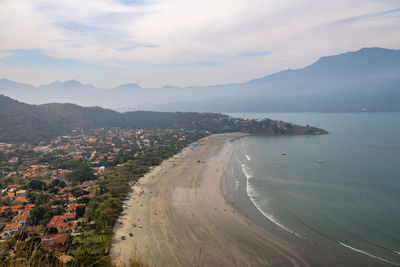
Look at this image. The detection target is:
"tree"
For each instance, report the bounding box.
[71,187,84,198]
[28,206,51,226]
[27,191,38,203]
[48,187,59,194]
[77,196,90,204]
[2,209,13,221]
[67,162,95,183]
[45,226,58,234]
[28,180,45,191]
[33,193,51,206]
[50,179,66,188]
[76,205,86,218]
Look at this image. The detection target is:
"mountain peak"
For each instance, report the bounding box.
[64,79,82,85]
[114,83,142,90]
[306,47,400,72]
[41,79,96,89]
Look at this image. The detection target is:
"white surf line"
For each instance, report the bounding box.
[236,158,305,239]
[230,165,239,191]
[339,242,400,266]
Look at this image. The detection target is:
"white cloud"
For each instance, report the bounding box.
[0,0,399,87]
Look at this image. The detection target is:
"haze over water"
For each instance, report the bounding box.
[228,112,400,264]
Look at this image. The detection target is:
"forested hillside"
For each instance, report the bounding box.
[0,95,327,143]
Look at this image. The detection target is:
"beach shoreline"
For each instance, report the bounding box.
[110,133,385,267]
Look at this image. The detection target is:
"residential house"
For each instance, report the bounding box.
[48,214,77,233]
[11,205,23,214]
[2,223,22,238]
[66,203,85,214]
[7,184,19,191]
[40,233,70,253]
[81,180,97,188]
[25,225,41,234]
[25,204,36,209]
[0,206,9,215]
[12,215,28,224]
[16,190,26,197]
[13,196,27,204]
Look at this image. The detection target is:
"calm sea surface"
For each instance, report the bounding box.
[227,112,400,264]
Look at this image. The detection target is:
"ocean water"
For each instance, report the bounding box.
[227,112,400,264]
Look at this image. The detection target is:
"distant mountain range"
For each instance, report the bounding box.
[1,47,399,112]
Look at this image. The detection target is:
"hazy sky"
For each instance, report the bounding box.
[0,0,399,88]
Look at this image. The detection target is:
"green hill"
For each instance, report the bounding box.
[0,95,327,143]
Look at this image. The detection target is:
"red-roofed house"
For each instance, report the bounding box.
[0,206,9,212]
[82,180,97,188]
[1,223,22,238]
[13,196,27,204]
[25,225,41,233]
[11,205,23,213]
[48,214,77,233]
[19,208,32,216]
[62,213,76,221]
[12,215,28,224]
[40,233,70,253]
[7,184,19,190]
[66,203,85,214]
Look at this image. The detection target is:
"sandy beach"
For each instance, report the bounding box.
[110,133,382,267]
[110,133,312,266]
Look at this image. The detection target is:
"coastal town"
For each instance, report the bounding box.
[0,107,328,266]
[0,127,208,265]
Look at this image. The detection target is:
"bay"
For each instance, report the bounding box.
[227,112,400,263]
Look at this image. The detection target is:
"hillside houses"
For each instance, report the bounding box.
[0,126,209,261]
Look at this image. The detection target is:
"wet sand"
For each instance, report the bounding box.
[110,133,382,267]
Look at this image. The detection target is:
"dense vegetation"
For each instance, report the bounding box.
[0,95,327,144]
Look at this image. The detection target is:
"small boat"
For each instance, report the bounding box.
[281,152,286,155]
[316,160,324,163]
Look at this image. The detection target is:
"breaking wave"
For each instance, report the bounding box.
[339,242,399,266]
[236,158,303,238]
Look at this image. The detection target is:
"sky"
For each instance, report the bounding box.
[0,0,399,88]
